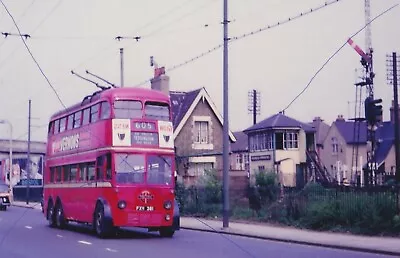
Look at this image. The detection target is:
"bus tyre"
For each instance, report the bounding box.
[94,204,112,238]
[55,202,66,229]
[47,201,56,228]
[159,227,175,238]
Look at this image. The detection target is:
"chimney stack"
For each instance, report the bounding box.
[150,67,170,96]
[313,116,323,122]
[336,114,345,122]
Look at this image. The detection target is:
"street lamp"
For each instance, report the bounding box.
[0,119,13,201]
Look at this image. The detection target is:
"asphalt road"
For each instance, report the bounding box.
[0,206,394,258]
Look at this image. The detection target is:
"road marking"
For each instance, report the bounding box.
[78,240,92,245]
[57,234,63,238]
[25,226,32,229]
[106,248,117,253]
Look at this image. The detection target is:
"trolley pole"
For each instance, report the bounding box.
[120,48,124,87]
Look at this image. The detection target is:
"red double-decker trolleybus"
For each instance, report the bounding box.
[43,87,179,238]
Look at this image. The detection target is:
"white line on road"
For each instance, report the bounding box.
[106,248,118,253]
[57,234,63,238]
[25,226,32,229]
[78,240,92,245]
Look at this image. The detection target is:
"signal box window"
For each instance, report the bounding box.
[100,101,111,119]
[114,100,142,119]
[91,104,99,123]
[147,155,172,185]
[74,111,82,128]
[115,154,145,184]
[67,114,74,130]
[145,102,170,121]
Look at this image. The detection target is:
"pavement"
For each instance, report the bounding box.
[11,201,400,256]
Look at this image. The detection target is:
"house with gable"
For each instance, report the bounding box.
[309,117,330,157]
[243,112,333,188]
[320,109,399,186]
[150,71,236,186]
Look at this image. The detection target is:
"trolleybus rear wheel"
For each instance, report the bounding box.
[47,201,56,227]
[55,202,67,229]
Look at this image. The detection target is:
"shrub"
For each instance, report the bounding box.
[253,170,279,204]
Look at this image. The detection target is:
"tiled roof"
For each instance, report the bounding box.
[169,89,201,130]
[375,139,394,165]
[334,120,368,144]
[335,121,395,144]
[231,131,248,152]
[244,113,315,133]
[376,121,395,140]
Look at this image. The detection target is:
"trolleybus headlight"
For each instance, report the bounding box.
[165,214,171,221]
[117,200,126,209]
[163,200,172,210]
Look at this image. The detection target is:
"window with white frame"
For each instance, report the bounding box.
[332,137,338,153]
[236,154,244,170]
[194,121,209,144]
[192,162,213,176]
[283,132,298,149]
[249,132,273,151]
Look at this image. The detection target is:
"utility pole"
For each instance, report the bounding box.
[387,52,400,182]
[222,0,230,228]
[248,90,261,125]
[26,99,31,204]
[120,48,124,87]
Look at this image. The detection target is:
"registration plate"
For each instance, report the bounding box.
[136,206,154,211]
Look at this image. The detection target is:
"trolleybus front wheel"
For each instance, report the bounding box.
[94,204,114,238]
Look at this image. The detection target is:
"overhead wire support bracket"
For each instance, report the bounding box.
[115,36,141,42]
[71,70,110,90]
[1,32,30,39]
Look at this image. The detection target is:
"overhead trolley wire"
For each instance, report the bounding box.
[134,0,343,87]
[281,3,399,113]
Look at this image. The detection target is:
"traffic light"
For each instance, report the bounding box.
[364,97,383,124]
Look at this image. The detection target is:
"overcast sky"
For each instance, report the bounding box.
[0,0,399,142]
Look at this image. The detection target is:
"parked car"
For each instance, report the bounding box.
[0,182,11,211]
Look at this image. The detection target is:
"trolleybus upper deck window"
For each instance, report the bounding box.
[114,100,142,119]
[144,102,170,121]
